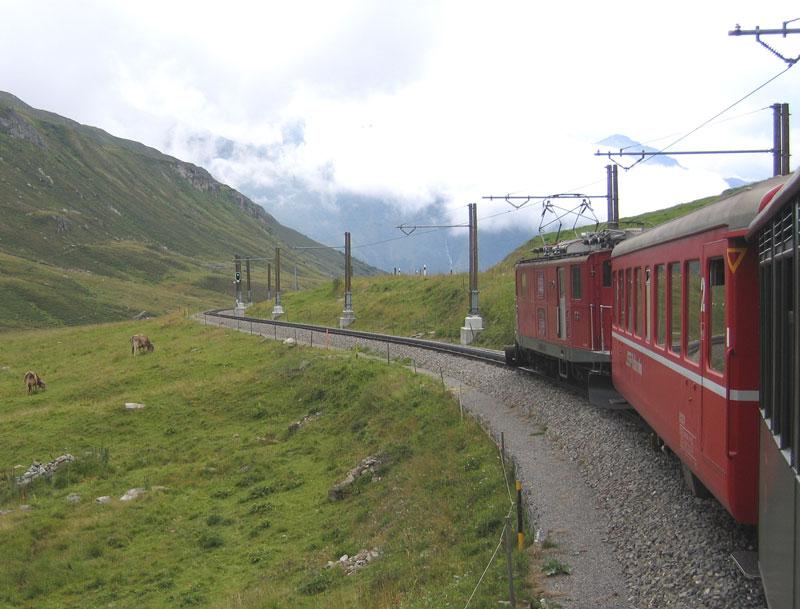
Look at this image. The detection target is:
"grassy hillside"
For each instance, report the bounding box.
[247,184,757,349]
[0,316,528,608]
[0,92,377,330]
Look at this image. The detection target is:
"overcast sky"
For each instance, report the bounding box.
[1,0,798,230]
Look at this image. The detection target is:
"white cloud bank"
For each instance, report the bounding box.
[0,0,797,233]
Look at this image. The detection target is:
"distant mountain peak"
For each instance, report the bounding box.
[596,134,682,169]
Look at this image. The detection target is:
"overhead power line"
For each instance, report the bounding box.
[602,65,796,171]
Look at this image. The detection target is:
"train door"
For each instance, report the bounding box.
[557,267,566,340]
[702,241,728,474]
[679,257,703,469]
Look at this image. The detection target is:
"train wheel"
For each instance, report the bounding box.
[681,464,712,499]
[504,345,520,366]
[649,432,665,453]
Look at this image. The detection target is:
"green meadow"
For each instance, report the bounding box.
[0,316,527,608]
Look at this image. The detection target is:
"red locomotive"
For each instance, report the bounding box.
[506,230,633,382]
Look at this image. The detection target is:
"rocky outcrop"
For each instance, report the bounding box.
[0,107,46,148]
[326,548,382,575]
[15,454,75,486]
[328,454,386,501]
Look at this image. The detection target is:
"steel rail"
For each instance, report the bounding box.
[202,309,507,366]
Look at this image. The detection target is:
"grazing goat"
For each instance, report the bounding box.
[24,371,46,394]
[131,334,155,355]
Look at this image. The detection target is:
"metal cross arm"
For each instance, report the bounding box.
[396,222,469,236]
[483,193,606,205]
[729,20,800,65]
[291,245,345,250]
[596,148,774,157]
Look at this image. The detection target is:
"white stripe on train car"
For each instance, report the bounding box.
[611,331,759,403]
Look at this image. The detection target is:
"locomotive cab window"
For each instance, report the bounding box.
[518,271,528,298]
[536,271,545,299]
[708,258,725,374]
[571,265,582,300]
[602,260,612,287]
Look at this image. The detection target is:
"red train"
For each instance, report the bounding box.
[506,230,642,380]
[507,172,797,606]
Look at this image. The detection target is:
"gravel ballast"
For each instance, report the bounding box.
[201,313,765,609]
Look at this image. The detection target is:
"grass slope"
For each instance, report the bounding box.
[0,91,377,331]
[0,316,527,608]
[247,184,756,349]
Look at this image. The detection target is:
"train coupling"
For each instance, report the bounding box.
[587,371,631,410]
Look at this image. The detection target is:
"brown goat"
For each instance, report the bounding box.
[131,334,155,355]
[24,371,46,394]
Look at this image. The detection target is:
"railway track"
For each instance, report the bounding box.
[202,308,507,366]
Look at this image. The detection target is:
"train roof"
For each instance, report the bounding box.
[746,170,800,239]
[612,174,792,258]
[517,229,637,265]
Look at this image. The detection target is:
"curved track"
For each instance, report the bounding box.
[203,309,507,366]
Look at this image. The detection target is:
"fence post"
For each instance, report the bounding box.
[516,480,524,551]
[504,515,517,608]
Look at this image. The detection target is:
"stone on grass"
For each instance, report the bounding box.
[283,337,296,346]
[120,488,145,502]
[327,548,382,575]
[288,411,322,433]
[67,493,81,504]
[96,496,112,504]
[329,454,386,501]
[124,402,146,410]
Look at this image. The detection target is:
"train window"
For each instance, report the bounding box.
[519,272,528,298]
[626,268,633,333]
[708,258,725,374]
[602,260,612,287]
[615,270,622,328]
[761,256,773,421]
[571,265,582,300]
[536,271,545,299]
[778,256,794,451]
[669,262,682,355]
[645,267,652,342]
[686,260,701,364]
[537,307,546,337]
[634,267,642,336]
[655,264,665,346]
[557,267,566,338]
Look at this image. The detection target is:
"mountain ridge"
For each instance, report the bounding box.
[0,91,377,329]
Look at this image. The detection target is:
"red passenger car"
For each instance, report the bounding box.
[610,175,790,524]
[508,231,629,381]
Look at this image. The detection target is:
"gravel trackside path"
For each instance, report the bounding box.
[199,313,766,609]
